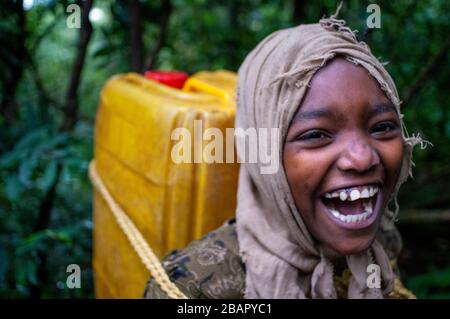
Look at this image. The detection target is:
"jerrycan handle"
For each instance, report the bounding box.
[182,78,230,104]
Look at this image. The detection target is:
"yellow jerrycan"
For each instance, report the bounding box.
[90,70,239,298]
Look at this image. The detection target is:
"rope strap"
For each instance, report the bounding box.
[89,160,188,299]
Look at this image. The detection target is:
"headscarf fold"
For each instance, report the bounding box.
[235,10,422,299]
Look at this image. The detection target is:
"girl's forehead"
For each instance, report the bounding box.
[300,58,392,109]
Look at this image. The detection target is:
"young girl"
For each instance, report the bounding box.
[144,12,422,299]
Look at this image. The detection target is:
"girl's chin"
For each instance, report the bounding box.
[326,238,375,257]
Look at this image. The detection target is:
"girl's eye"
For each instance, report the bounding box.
[298,130,331,142]
[370,121,399,135]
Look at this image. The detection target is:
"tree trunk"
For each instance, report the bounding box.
[62,0,94,131]
[0,0,27,125]
[292,0,306,24]
[30,162,63,298]
[127,0,144,72]
[403,38,450,106]
[146,0,172,70]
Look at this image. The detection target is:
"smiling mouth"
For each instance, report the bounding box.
[321,185,380,225]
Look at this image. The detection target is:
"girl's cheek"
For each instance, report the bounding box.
[377,137,404,191]
[385,138,404,174]
[284,147,330,198]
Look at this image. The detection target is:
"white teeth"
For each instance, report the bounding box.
[330,208,340,218]
[363,200,373,213]
[327,199,374,223]
[349,189,360,201]
[325,192,339,199]
[360,189,370,198]
[324,185,379,202]
[369,186,379,197]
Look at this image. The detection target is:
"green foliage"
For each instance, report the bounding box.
[407,267,450,299]
[0,0,449,298]
[0,113,93,297]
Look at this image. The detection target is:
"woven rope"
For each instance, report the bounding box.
[89,160,187,299]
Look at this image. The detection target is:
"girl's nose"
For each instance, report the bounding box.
[336,138,380,173]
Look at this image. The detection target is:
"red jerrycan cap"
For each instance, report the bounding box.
[144,70,189,89]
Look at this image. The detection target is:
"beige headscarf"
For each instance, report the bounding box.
[235,11,423,299]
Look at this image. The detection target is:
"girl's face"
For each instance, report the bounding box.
[283,58,404,256]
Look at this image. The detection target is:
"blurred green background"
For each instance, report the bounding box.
[0,0,449,298]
